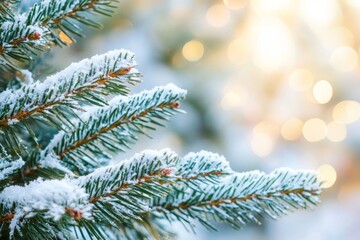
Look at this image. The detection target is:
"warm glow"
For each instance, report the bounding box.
[221,82,248,110]
[59,31,72,44]
[253,121,279,137]
[332,100,360,124]
[182,40,204,62]
[221,92,243,110]
[288,68,314,92]
[300,0,341,27]
[317,164,337,188]
[281,118,303,141]
[227,38,247,65]
[223,0,247,10]
[302,118,327,142]
[206,4,230,28]
[251,133,275,157]
[327,122,347,142]
[312,80,333,104]
[346,0,360,7]
[330,46,358,71]
[251,0,292,14]
[250,17,295,71]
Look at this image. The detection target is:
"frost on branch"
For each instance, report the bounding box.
[0,49,139,126]
[0,0,118,69]
[40,84,187,174]
[0,179,92,237]
[152,168,322,231]
[0,146,24,182]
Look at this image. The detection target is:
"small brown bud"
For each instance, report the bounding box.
[170,102,180,108]
[28,32,41,40]
[161,168,172,176]
[66,208,83,220]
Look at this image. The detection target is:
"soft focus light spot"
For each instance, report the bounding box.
[338,183,360,202]
[300,0,341,27]
[327,122,347,142]
[182,40,204,62]
[251,0,291,13]
[302,118,327,142]
[288,68,314,92]
[221,82,248,110]
[317,164,337,188]
[253,121,279,137]
[250,17,295,71]
[346,0,360,7]
[251,133,275,157]
[227,38,247,65]
[330,46,358,71]
[206,4,230,28]
[221,92,243,110]
[281,118,303,141]
[326,27,355,47]
[223,0,247,10]
[332,100,360,124]
[59,31,72,44]
[312,80,333,104]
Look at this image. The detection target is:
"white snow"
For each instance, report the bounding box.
[41,83,186,164]
[0,49,137,124]
[0,157,24,181]
[0,179,92,236]
[178,150,233,177]
[75,148,179,195]
[7,118,20,126]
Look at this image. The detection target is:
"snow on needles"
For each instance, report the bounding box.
[0,179,92,236]
[0,49,137,121]
[75,149,179,196]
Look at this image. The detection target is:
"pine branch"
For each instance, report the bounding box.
[0,145,24,187]
[0,0,119,68]
[152,169,322,231]
[0,179,92,238]
[73,149,232,230]
[40,84,186,174]
[73,149,179,226]
[0,49,140,153]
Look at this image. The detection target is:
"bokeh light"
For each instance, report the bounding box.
[317,164,337,188]
[302,118,327,142]
[251,132,275,157]
[312,80,333,104]
[182,40,204,62]
[206,4,230,28]
[288,68,314,92]
[221,81,249,110]
[281,118,303,141]
[329,46,358,71]
[250,17,295,71]
[227,38,247,65]
[327,121,347,142]
[332,100,360,124]
[223,0,247,10]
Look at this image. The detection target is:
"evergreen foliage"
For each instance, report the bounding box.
[0,1,322,239]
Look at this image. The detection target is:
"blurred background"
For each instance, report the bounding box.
[46,0,360,239]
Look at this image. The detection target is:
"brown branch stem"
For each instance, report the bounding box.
[57,101,175,159]
[0,67,131,126]
[161,189,320,211]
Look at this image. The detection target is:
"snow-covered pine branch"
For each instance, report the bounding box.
[152,168,322,231]
[75,149,180,225]
[0,49,140,152]
[40,84,186,174]
[0,0,118,68]
[0,145,24,184]
[72,149,235,238]
[0,179,92,239]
